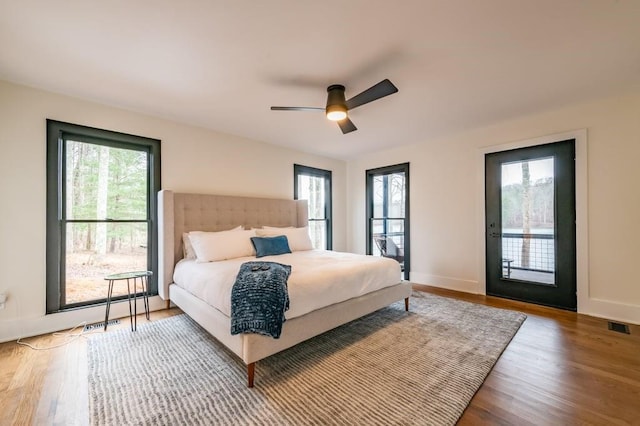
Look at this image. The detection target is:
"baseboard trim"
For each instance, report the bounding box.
[409,272,481,294]
[411,271,639,325]
[580,297,640,326]
[0,295,167,343]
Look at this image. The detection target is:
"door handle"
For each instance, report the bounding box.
[490,232,501,238]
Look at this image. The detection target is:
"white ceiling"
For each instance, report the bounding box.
[1,0,639,160]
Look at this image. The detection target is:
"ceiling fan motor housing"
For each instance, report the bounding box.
[326,84,347,117]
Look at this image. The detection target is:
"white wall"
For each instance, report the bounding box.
[0,80,346,342]
[347,90,640,324]
[2,78,638,342]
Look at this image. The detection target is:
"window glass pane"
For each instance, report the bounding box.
[65,222,147,304]
[386,219,405,243]
[387,172,406,218]
[372,219,404,264]
[373,173,406,218]
[501,157,555,284]
[297,174,325,220]
[297,175,309,203]
[65,140,148,220]
[308,220,326,250]
[373,176,384,217]
[295,165,332,250]
[371,219,385,256]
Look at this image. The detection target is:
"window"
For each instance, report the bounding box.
[46,120,161,313]
[294,164,332,250]
[366,163,410,280]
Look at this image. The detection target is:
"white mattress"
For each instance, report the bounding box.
[172,250,401,320]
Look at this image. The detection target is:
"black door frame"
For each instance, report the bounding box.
[366,163,410,280]
[485,139,576,310]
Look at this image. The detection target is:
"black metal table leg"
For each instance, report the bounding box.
[133,276,138,331]
[142,274,150,320]
[104,279,115,331]
[126,277,134,331]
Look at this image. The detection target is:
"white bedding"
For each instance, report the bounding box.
[172,250,401,320]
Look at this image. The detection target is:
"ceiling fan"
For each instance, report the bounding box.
[270,79,398,134]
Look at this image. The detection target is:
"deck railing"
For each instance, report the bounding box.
[502,233,554,272]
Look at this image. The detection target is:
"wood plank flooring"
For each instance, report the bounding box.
[415,285,640,426]
[1,286,639,425]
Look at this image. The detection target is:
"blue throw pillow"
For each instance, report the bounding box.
[251,235,292,258]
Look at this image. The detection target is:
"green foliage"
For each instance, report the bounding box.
[502,177,554,229]
[66,141,148,253]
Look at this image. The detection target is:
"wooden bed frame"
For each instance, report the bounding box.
[158,190,412,387]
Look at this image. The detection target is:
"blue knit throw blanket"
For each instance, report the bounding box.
[230,261,291,339]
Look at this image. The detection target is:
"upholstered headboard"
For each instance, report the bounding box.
[157,190,308,300]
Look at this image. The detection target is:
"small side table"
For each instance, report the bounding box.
[104,271,152,331]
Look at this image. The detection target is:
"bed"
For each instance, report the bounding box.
[158,190,412,387]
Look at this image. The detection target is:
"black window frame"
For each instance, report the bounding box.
[366,162,410,280]
[293,164,333,250]
[46,119,161,313]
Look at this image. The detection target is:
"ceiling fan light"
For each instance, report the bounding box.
[326,84,348,121]
[326,105,347,121]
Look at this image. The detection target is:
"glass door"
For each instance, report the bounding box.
[366,163,410,280]
[485,140,576,310]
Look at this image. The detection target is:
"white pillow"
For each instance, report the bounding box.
[255,226,313,251]
[182,226,243,260]
[182,233,197,259]
[188,228,256,262]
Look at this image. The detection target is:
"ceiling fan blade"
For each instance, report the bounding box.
[270,106,324,111]
[345,79,398,110]
[337,117,357,134]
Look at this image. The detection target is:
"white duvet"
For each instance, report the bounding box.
[172,250,401,320]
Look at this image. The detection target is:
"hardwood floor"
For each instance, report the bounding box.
[0,309,182,426]
[415,285,640,426]
[1,287,639,425]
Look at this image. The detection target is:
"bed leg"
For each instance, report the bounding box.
[247,362,255,388]
[405,297,409,312]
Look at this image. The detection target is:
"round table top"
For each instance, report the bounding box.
[104,270,153,280]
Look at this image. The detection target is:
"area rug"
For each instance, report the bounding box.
[87,292,526,425]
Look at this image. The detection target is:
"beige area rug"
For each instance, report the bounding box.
[87,292,526,425]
